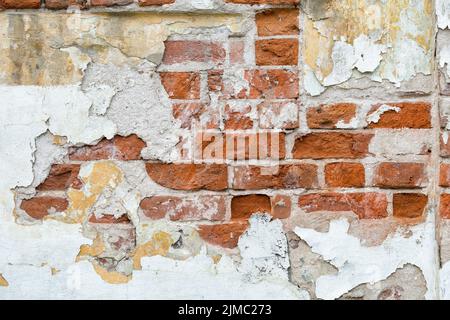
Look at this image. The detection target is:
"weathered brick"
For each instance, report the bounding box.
[441,163,450,187]
[45,0,88,9]
[198,222,249,249]
[207,70,224,92]
[140,195,226,221]
[200,132,286,160]
[173,103,218,129]
[91,0,132,6]
[138,0,175,5]
[224,104,253,130]
[393,193,427,218]
[232,164,318,189]
[255,39,298,66]
[20,197,68,220]
[307,103,357,129]
[160,72,200,99]
[37,164,82,191]
[256,8,299,36]
[258,101,299,129]
[441,194,450,218]
[69,134,146,161]
[245,69,298,99]
[145,163,228,191]
[298,193,388,219]
[271,194,291,219]
[374,162,425,189]
[163,41,225,64]
[1,0,40,8]
[229,39,245,64]
[367,102,431,129]
[231,194,271,220]
[88,214,131,224]
[325,162,365,188]
[226,0,299,4]
[292,132,373,159]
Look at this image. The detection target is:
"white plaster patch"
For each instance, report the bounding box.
[366,104,400,124]
[369,129,432,156]
[238,214,290,281]
[437,0,450,29]
[294,215,438,300]
[0,249,308,299]
[304,68,326,96]
[323,40,357,86]
[440,44,450,80]
[353,34,386,73]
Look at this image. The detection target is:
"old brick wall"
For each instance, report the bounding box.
[0,0,448,300]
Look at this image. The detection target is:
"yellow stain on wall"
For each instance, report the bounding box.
[303,0,433,84]
[0,274,8,287]
[0,12,244,85]
[76,234,106,262]
[62,161,123,224]
[133,231,173,270]
[93,264,131,284]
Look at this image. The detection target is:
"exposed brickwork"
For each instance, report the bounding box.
[298,193,388,219]
[292,133,373,159]
[393,193,428,219]
[374,163,425,189]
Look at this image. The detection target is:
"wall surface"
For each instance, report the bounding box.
[0,0,449,300]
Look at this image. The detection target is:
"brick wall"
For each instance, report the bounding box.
[0,0,448,300]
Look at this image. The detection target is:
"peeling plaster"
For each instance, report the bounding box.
[294,215,438,300]
[303,0,433,94]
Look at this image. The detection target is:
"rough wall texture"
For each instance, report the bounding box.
[0,0,449,300]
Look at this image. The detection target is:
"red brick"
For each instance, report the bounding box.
[441,163,450,187]
[245,69,298,99]
[441,194,450,218]
[292,132,373,159]
[226,0,299,4]
[173,103,218,129]
[232,164,318,190]
[1,0,40,8]
[271,194,291,219]
[163,41,225,64]
[20,197,68,220]
[69,134,146,161]
[160,72,200,99]
[393,193,427,218]
[256,9,299,36]
[88,214,131,224]
[255,39,298,66]
[307,103,357,129]
[145,163,228,191]
[45,0,88,9]
[200,132,286,160]
[231,194,271,220]
[298,193,388,219]
[325,162,365,188]
[91,0,132,6]
[367,102,431,129]
[114,134,146,160]
[37,164,82,191]
[198,221,249,249]
[224,104,253,130]
[229,39,245,64]
[374,162,425,189]
[140,195,226,221]
[138,0,174,5]
[258,101,299,129]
